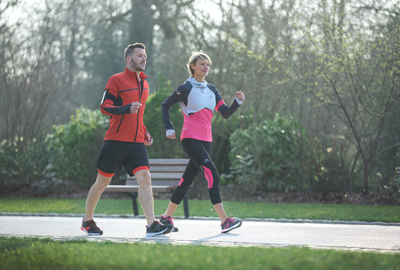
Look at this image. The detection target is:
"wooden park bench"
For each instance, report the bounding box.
[104,158,191,218]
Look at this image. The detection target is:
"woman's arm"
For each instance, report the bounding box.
[161,85,188,137]
[218,91,245,119]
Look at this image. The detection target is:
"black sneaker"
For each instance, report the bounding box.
[160,215,179,232]
[221,217,242,233]
[146,221,173,237]
[81,218,103,235]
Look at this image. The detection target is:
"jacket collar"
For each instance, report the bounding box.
[124,67,148,80]
[187,76,207,89]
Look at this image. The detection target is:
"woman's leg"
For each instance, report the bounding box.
[164,156,200,217]
[181,139,228,223]
[213,203,228,223]
[163,201,179,217]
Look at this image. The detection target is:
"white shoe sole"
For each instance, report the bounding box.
[81,227,102,235]
[146,226,172,237]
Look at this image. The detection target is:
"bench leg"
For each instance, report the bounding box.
[125,192,139,216]
[183,193,190,219]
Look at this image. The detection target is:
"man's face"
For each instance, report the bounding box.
[127,48,147,72]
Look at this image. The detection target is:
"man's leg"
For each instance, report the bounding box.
[134,169,155,226]
[85,173,112,221]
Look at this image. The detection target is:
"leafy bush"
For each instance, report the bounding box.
[47,107,108,188]
[377,167,400,199]
[211,108,266,175]
[225,113,321,193]
[0,133,55,193]
[143,74,185,159]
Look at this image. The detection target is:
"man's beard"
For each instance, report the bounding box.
[132,60,145,72]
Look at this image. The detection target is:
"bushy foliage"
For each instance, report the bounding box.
[0,75,186,193]
[47,107,108,188]
[210,108,262,175]
[377,167,400,199]
[0,133,55,193]
[225,113,322,193]
[143,74,186,159]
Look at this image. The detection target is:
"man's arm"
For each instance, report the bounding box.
[100,76,142,116]
[100,90,129,115]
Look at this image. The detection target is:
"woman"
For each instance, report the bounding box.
[160,51,245,233]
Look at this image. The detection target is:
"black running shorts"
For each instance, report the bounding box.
[96,140,150,177]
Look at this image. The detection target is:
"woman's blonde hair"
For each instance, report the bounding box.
[187,51,212,77]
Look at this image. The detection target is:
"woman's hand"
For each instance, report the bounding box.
[236,91,245,102]
[166,129,176,139]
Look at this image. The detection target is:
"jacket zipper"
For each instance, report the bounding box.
[116,114,125,133]
[133,73,143,142]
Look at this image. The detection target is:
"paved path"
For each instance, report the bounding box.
[1,215,399,252]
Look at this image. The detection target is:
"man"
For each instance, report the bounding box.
[81,43,173,237]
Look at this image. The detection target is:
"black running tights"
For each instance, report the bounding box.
[170,138,222,205]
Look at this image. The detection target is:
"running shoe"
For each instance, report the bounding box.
[81,218,103,235]
[160,215,179,232]
[146,221,173,237]
[221,217,242,233]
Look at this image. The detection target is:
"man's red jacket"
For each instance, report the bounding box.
[100,67,149,143]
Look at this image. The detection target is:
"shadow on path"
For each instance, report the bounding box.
[189,233,239,245]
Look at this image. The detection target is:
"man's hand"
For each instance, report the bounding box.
[144,132,153,146]
[166,129,175,139]
[130,102,142,113]
[236,91,245,102]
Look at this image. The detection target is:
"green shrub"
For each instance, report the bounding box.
[225,113,321,193]
[377,166,400,198]
[211,108,265,176]
[143,74,185,158]
[0,134,54,193]
[47,107,108,188]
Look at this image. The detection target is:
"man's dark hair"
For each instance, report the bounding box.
[124,43,146,60]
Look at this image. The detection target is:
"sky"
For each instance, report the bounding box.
[4,0,223,25]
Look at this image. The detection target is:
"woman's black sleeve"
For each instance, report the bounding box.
[161,85,187,130]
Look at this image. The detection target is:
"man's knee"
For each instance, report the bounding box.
[94,173,112,190]
[135,170,151,188]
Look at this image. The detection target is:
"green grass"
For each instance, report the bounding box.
[0,198,399,223]
[0,237,399,270]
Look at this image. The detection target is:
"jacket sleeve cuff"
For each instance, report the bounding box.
[235,97,243,105]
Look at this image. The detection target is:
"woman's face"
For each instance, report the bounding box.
[191,58,210,78]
